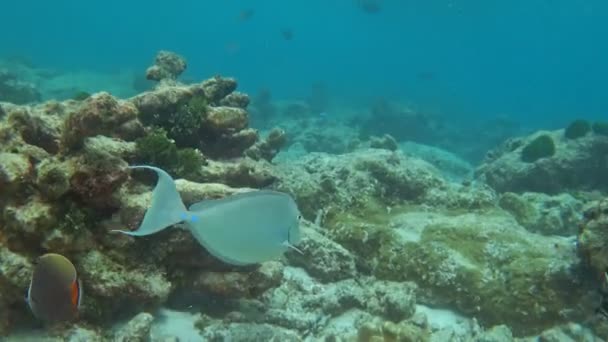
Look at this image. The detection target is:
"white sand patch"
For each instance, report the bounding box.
[318,309,372,339]
[149,308,204,342]
[390,211,443,243]
[416,304,470,334]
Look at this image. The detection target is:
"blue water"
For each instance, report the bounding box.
[1,0,607,128]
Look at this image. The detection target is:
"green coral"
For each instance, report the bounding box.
[592,121,608,136]
[564,119,591,139]
[521,134,555,163]
[138,94,208,148]
[135,128,205,180]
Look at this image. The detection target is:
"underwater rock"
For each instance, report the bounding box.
[69,154,129,210]
[77,250,172,321]
[205,106,248,133]
[286,222,357,283]
[201,76,237,105]
[0,246,32,335]
[365,280,418,322]
[199,158,277,188]
[188,261,283,298]
[564,119,591,140]
[0,152,32,196]
[369,133,399,151]
[83,135,137,161]
[130,73,260,160]
[130,84,197,119]
[61,92,140,151]
[275,149,444,219]
[592,121,608,136]
[113,312,154,342]
[199,322,300,341]
[245,127,288,162]
[326,207,586,335]
[35,157,72,200]
[474,324,513,341]
[476,130,608,193]
[3,197,57,246]
[536,322,597,341]
[422,182,497,210]
[145,50,187,82]
[219,91,250,109]
[357,320,430,342]
[260,268,417,337]
[577,199,608,280]
[520,134,556,163]
[499,192,583,236]
[6,105,62,153]
[62,325,104,342]
[203,128,259,159]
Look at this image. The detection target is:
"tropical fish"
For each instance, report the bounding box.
[26,253,82,322]
[112,166,302,266]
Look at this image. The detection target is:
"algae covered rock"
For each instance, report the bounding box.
[113,312,154,342]
[498,192,583,236]
[275,148,444,220]
[577,199,608,279]
[201,76,238,105]
[0,246,33,335]
[245,127,288,162]
[476,130,608,193]
[592,121,608,136]
[188,261,283,298]
[0,152,32,196]
[61,92,141,150]
[286,222,357,283]
[521,134,555,162]
[564,119,591,139]
[327,207,586,335]
[145,50,187,82]
[205,106,248,133]
[6,105,62,153]
[77,250,172,321]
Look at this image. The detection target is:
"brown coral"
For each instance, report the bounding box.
[145,50,187,82]
[61,92,140,151]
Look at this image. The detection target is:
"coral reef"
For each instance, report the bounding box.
[369,134,399,151]
[577,199,608,280]
[145,50,187,83]
[476,130,608,193]
[593,121,608,136]
[0,51,605,341]
[498,192,583,236]
[564,119,591,139]
[521,134,555,162]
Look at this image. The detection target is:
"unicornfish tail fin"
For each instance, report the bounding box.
[112,165,187,236]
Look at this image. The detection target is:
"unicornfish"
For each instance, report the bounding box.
[26,253,82,322]
[112,165,302,265]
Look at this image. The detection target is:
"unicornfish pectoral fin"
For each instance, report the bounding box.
[112,165,187,236]
[283,240,303,254]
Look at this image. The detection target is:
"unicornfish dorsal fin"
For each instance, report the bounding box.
[112,165,187,236]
